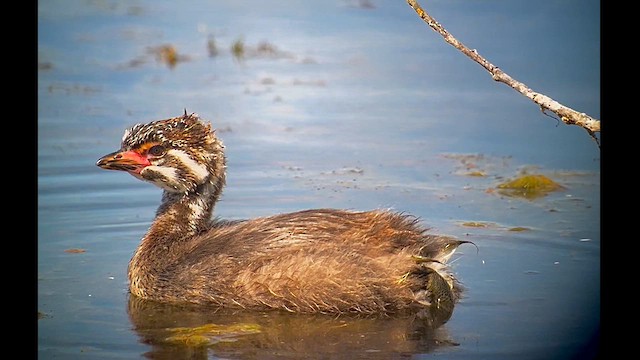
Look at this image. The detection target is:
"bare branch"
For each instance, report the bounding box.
[406,0,600,141]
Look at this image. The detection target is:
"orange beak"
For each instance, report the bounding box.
[96,150,151,174]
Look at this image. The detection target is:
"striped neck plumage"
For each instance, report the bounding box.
[152,177,222,240]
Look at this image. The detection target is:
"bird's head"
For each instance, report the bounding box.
[96,112,226,193]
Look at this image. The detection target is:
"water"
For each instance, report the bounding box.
[38,0,600,359]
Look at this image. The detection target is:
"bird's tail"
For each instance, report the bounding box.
[412,238,477,326]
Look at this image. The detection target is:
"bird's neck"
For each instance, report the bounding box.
[155,184,219,238]
[128,174,225,298]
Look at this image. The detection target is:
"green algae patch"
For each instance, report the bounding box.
[461,221,494,228]
[508,227,531,232]
[496,174,563,200]
[231,38,245,61]
[164,323,261,346]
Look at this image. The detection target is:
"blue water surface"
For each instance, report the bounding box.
[38,1,600,359]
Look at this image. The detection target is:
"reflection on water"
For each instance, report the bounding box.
[127,296,458,359]
[38,0,599,358]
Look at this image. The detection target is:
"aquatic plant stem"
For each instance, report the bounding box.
[405,0,600,146]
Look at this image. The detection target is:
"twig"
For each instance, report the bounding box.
[406,0,600,146]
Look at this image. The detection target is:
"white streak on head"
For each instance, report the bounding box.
[140,166,182,191]
[122,128,132,144]
[168,149,209,182]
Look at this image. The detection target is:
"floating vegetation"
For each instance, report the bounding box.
[159,45,178,67]
[459,221,530,232]
[231,38,245,62]
[256,41,278,56]
[116,37,305,70]
[38,62,53,71]
[260,77,276,85]
[47,83,101,95]
[231,38,295,63]
[327,167,364,175]
[344,0,376,9]
[163,323,261,347]
[207,35,219,58]
[254,41,293,59]
[461,221,493,228]
[147,44,188,69]
[442,153,511,178]
[292,78,327,87]
[117,43,190,70]
[496,174,563,200]
[64,248,86,253]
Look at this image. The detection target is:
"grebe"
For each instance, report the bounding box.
[96,112,471,321]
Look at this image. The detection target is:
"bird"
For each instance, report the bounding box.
[96,111,473,323]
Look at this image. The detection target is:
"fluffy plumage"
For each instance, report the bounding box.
[96,112,471,324]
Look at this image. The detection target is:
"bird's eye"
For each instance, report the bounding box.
[148,145,166,157]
